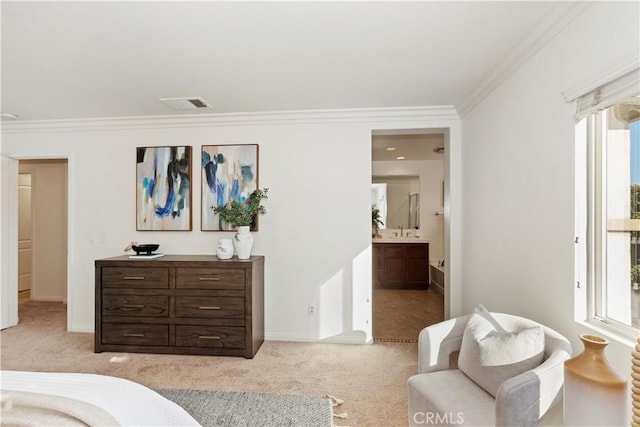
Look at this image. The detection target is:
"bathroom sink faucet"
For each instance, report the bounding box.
[399,225,404,237]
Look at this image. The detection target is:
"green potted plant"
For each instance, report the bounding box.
[372,204,384,238]
[213,188,268,259]
[213,188,269,229]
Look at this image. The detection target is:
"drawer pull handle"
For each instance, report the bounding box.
[123,304,144,309]
[198,277,221,281]
[123,333,145,337]
[198,335,221,340]
[198,306,221,310]
[123,276,145,280]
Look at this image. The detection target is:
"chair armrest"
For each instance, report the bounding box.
[495,349,571,426]
[418,315,470,373]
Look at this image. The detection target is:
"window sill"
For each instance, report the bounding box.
[575,319,636,349]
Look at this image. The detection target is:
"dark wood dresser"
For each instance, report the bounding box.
[372,242,429,289]
[95,255,264,358]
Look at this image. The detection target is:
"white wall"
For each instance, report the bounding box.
[461,0,638,404]
[1,108,461,342]
[19,160,68,302]
[372,159,444,260]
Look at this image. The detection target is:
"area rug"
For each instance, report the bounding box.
[157,389,335,427]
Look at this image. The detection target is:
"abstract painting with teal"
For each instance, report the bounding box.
[136,146,191,231]
[201,144,258,231]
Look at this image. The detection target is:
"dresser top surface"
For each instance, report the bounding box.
[96,254,264,266]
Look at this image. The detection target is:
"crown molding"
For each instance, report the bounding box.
[457,2,592,118]
[0,106,459,134]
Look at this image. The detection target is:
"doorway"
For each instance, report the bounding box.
[371,130,446,342]
[17,159,68,318]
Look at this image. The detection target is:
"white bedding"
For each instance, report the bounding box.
[0,370,201,426]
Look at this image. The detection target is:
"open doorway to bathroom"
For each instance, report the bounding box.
[371,130,445,342]
[17,159,68,322]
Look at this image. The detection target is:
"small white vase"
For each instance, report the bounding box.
[234,226,253,259]
[216,238,234,259]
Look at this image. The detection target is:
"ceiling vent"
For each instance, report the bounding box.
[159,97,211,111]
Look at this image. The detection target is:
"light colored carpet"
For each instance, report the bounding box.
[1,301,420,426]
[157,389,333,427]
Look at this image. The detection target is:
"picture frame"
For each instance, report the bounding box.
[136,146,192,231]
[201,144,259,231]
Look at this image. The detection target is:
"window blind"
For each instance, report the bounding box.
[575,67,640,119]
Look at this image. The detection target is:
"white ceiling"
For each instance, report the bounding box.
[372,133,444,161]
[0,1,578,122]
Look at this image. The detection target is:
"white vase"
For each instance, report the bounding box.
[234,226,253,259]
[216,238,234,259]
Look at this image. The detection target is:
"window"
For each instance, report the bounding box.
[575,68,640,339]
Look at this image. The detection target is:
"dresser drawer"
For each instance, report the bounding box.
[175,296,244,319]
[175,325,245,349]
[102,324,169,346]
[102,267,169,289]
[103,295,169,317]
[176,268,244,289]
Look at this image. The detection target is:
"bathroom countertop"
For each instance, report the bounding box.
[372,237,429,243]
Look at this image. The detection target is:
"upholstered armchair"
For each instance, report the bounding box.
[407,311,572,427]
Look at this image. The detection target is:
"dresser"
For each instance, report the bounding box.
[95,255,264,358]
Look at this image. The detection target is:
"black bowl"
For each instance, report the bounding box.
[132,244,159,255]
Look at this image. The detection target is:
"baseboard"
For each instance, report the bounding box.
[68,324,94,333]
[321,331,369,344]
[29,296,65,303]
[265,331,369,345]
[430,280,444,295]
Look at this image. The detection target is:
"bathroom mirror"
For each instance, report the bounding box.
[371,175,419,229]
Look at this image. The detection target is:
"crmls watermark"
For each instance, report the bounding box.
[412,411,464,425]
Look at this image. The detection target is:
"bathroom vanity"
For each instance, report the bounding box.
[372,239,429,289]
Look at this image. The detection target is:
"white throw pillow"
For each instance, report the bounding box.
[457,306,545,397]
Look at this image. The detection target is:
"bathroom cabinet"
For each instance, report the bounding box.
[372,242,429,289]
[95,254,264,358]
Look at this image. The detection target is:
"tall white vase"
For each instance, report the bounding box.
[234,226,253,259]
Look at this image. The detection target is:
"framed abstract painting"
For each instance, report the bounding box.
[201,144,259,231]
[136,146,192,231]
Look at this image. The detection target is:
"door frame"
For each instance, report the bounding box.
[369,123,463,322]
[1,155,72,330]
